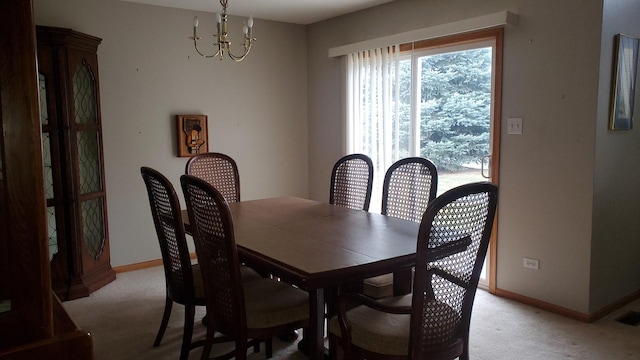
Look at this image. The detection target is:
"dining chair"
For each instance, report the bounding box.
[329,154,374,211]
[363,157,438,299]
[185,152,241,203]
[140,166,207,360]
[186,152,301,342]
[328,181,498,360]
[141,167,261,360]
[180,174,309,360]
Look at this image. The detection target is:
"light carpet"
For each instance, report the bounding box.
[63,266,640,359]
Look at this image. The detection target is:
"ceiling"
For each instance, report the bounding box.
[121,0,395,25]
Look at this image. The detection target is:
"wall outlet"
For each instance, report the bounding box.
[523,257,539,270]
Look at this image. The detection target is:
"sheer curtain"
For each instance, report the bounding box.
[346,45,401,213]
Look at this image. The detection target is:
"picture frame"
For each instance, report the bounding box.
[176,114,208,157]
[609,34,640,130]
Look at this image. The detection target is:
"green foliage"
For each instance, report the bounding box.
[392,48,492,171]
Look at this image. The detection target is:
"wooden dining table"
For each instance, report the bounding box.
[183,196,419,360]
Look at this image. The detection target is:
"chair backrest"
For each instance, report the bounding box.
[409,182,498,359]
[381,157,438,222]
[185,152,241,203]
[140,167,195,304]
[180,174,246,338]
[329,154,374,211]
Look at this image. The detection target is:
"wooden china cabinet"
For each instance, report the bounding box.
[36,26,115,300]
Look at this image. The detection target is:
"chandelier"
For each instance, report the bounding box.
[190,0,255,62]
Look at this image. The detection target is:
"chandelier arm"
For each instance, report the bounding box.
[193,40,222,58]
[226,45,252,62]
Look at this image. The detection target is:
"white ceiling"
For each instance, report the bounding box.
[121,0,395,25]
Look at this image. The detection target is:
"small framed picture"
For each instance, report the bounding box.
[176,114,208,157]
[609,34,640,130]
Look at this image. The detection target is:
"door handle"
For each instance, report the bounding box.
[481,155,491,179]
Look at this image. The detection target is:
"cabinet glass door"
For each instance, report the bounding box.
[39,72,59,261]
[72,61,106,260]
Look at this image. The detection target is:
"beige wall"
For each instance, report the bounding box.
[306,0,622,315]
[33,0,309,266]
[591,0,640,313]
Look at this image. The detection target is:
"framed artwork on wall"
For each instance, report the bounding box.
[609,34,640,130]
[176,114,208,157]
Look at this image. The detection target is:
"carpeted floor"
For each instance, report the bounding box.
[63,266,640,360]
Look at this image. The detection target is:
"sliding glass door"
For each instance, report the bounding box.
[347,29,502,289]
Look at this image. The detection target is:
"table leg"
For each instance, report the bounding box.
[393,268,412,296]
[298,287,326,360]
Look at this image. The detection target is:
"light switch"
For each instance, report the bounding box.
[507,117,523,135]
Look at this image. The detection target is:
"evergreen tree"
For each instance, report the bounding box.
[392,48,492,171]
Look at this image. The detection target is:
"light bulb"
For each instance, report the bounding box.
[247,16,254,28]
[193,16,199,27]
[216,13,222,23]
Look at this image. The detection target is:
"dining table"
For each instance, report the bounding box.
[183,196,420,360]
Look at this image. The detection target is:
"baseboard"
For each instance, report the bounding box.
[112,253,197,274]
[494,288,640,323]
[494,288,590,322]
[587,288,640,322]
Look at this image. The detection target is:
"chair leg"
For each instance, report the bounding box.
[153,296,173,346]
[460,344,470,360]
[236,341,248,360]
[265,337,273,358]
[180,305,196,360]
[328,334,343,360]
[201,325,216,360]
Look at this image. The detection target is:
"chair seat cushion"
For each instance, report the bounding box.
[363,269,414,299]
[329,294,460,356]
[362,273,394,299]
[243,278,308,329]
[240,265,262,282]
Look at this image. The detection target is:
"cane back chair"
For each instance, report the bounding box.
[363,157,438,299]
[185,152,241,203]
[381,157,438,221]
[329,182,498,360]
[330,154,374,211]
[181,175,309,360]
[141,167,207,360]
